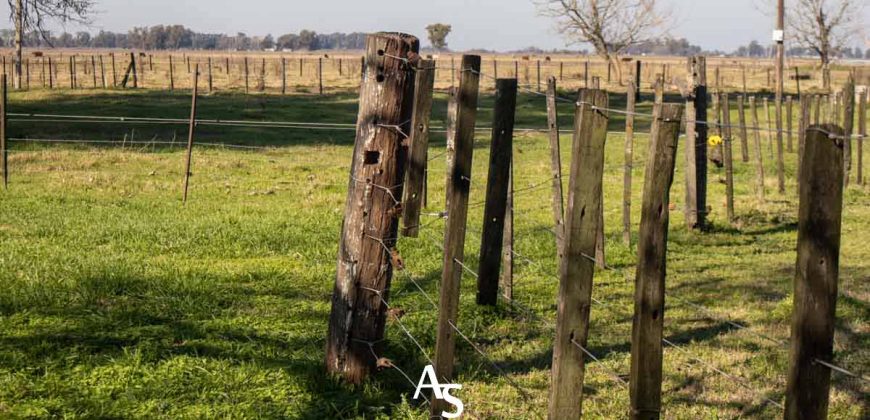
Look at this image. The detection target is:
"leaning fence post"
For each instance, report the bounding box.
[629,102,683,420]
[401,59,435,238]
[684,56,708,230]
[325,33,419,385]
[750,96,766,201]
[548,89,608,419]
[181,64,200,204]
[784,124,845,420]
[546,77,566,253]
[432,54,480,417]
[623,80,637,246]
[477,78,517,306]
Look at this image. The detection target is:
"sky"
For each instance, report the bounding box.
[0,0,867,52]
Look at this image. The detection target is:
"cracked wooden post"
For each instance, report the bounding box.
[401,59,435,238]
[546,77,565,255]
[629,102,683,420]
[326,32,419,385]
[784,124,844,420]
[477,78,517,306]
[548,89,608,419]
[684,56,708,230]
[432,54,481,417]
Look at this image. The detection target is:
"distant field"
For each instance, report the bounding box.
[0,86,866,418]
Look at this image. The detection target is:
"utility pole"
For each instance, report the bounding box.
[774,0,785,193]
[14,0,23,90]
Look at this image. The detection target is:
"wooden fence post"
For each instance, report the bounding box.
[69,56,75,89]
[501,163,514,301]
[584,60,589,87]
[40,57,45,87]
[738,94,750,162]
[536,60,541,92]
[684,56,708,230]
[477,78,517,306]
[169,55,175,91]
[281,57,287,95]
[182,64,200,204]
[208,57,213,93]
[444,86,459,206]
[546,77,565,253]
[623,80,637,245]
[765,97,775,159]
[858,90,866,185]
[325,33,419,385]
[722,94,735,222]
[784,123,844,420]
[635,60,642,101]
[401,60,435,238]
[432,54,480,417]
[548,89,608,419]
[1,74,6,189]
[131,53,138,88]
[318,57,324,95]
[798,95,810,183]
[842,77,855,186]
[629,102,683,420]
[786,96,794,152]
[244,57,249,94]
[750,96,766,201]
[48,57,53,89]
[99,55,106,88]
[110,54,116,87]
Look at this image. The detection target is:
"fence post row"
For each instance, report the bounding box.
[325,32,419,384]
[401,59,435,238]
[784,124,845,420]
[548,89,608,419]
[432,54,481,417]
[476,78,517,306]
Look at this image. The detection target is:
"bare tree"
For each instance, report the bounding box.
[787,0,864,89]
[7,0,95,89]
[537,0,668,85]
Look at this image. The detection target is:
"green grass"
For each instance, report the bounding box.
[0,88,867,419]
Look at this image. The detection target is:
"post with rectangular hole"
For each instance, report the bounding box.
[629,102,683,420]
[722,94,735,222]
[182,64,199,204]
[784,123,844,420]
[326,33,419,385]
[1,74,6,189]
[432,54,480,417]
[684,56,708,230]
[623,80,637,246]
[548,89,608,419]
[401,59,435,238]
[546,77,565,254]
[477,78,517,306]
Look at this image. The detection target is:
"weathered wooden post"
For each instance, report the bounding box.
[91,56,97,88]
[110,53,116,87]
[401,60,435,238]
[548,89,608,419]
[798,95,810,182]
[635,60,642,101]
[207,57,213,93]
[326,33,420,385]
[169,55,175,91]
[765,97,775,159]
[130,53,138,88]
[858,90,866,185]
[432,54,480,417]
[182,64,200,204]
[738,95,750,162]
[623,80,637,246]
[722,94,735,222]
[99,55,106,88]
[318,57,324,95]
[501,164,514,301]
[444,86,459,206]
[786,95,794,152]
[536,60,541,91]
[750,96,766,201]
[281,57,287,95]
[69,56,75,89]
[684,56,708,230]
[546,77,565,254]
[629,102,683,420]
[1,74,6,190]
[784,124,844,420]
[477,78,517,306]
[842,77,855,186]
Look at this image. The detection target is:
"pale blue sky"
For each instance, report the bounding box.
[0,0,867,52]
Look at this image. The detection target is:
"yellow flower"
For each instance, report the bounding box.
[708,135,723,146]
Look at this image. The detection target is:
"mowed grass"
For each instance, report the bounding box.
[0,88,867,419]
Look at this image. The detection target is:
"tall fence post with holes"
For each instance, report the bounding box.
[684,56,708,230]
[784,124,845,420]
[477,78,517,306]
[722,94,735,222]
[629,102,683,420]
[546,77,565,254]
[623,80,637,246]
[182,64,199,204]
[325,33,419,385]
[401,59,435,238]
[432,54,480,416]
[548,89,608,419]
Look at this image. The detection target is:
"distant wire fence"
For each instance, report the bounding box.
[1,44,868,419]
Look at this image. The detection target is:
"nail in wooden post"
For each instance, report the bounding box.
[401,59,435,238]
[784,123,844,420]
[477,78,517,306]
[546,77,565,253]
[169,55,175,91]
[326,33,419,384]
[1,74,6,189]
[432,54,480,417]
[750,96,766,201]
[738,95,750,162]
[623,80,637,246]
[182,64,200,204]
[684,56,708,230]
[628,102,683,420]
[858,91,866,185]
[548,89,608,419]
[722,94,735,222]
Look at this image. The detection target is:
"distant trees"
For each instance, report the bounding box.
[787,0,865,88]
[426,23,452,50]
[623,37,701,56]
[735,40,769,57]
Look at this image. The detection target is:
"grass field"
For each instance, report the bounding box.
[0,87,867,419]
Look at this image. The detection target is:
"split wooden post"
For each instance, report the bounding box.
[628,102,683,420]
[784,123,845,420]
[750,96,766,201]
[325,33,420,384]
[546,77,565,254]
[623,80,637,246]
[401,59,435,238]
[169,55,175,91]
[786,96,794,152]
[548,89,608,419]
[477,78,517,306]
[432,54,481,417]
[1,74,6,189]
[684,56,708,230]
[182,64,200,204]
[722,94,735,222]
[858,91,866,185]
[738,95,750,162]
